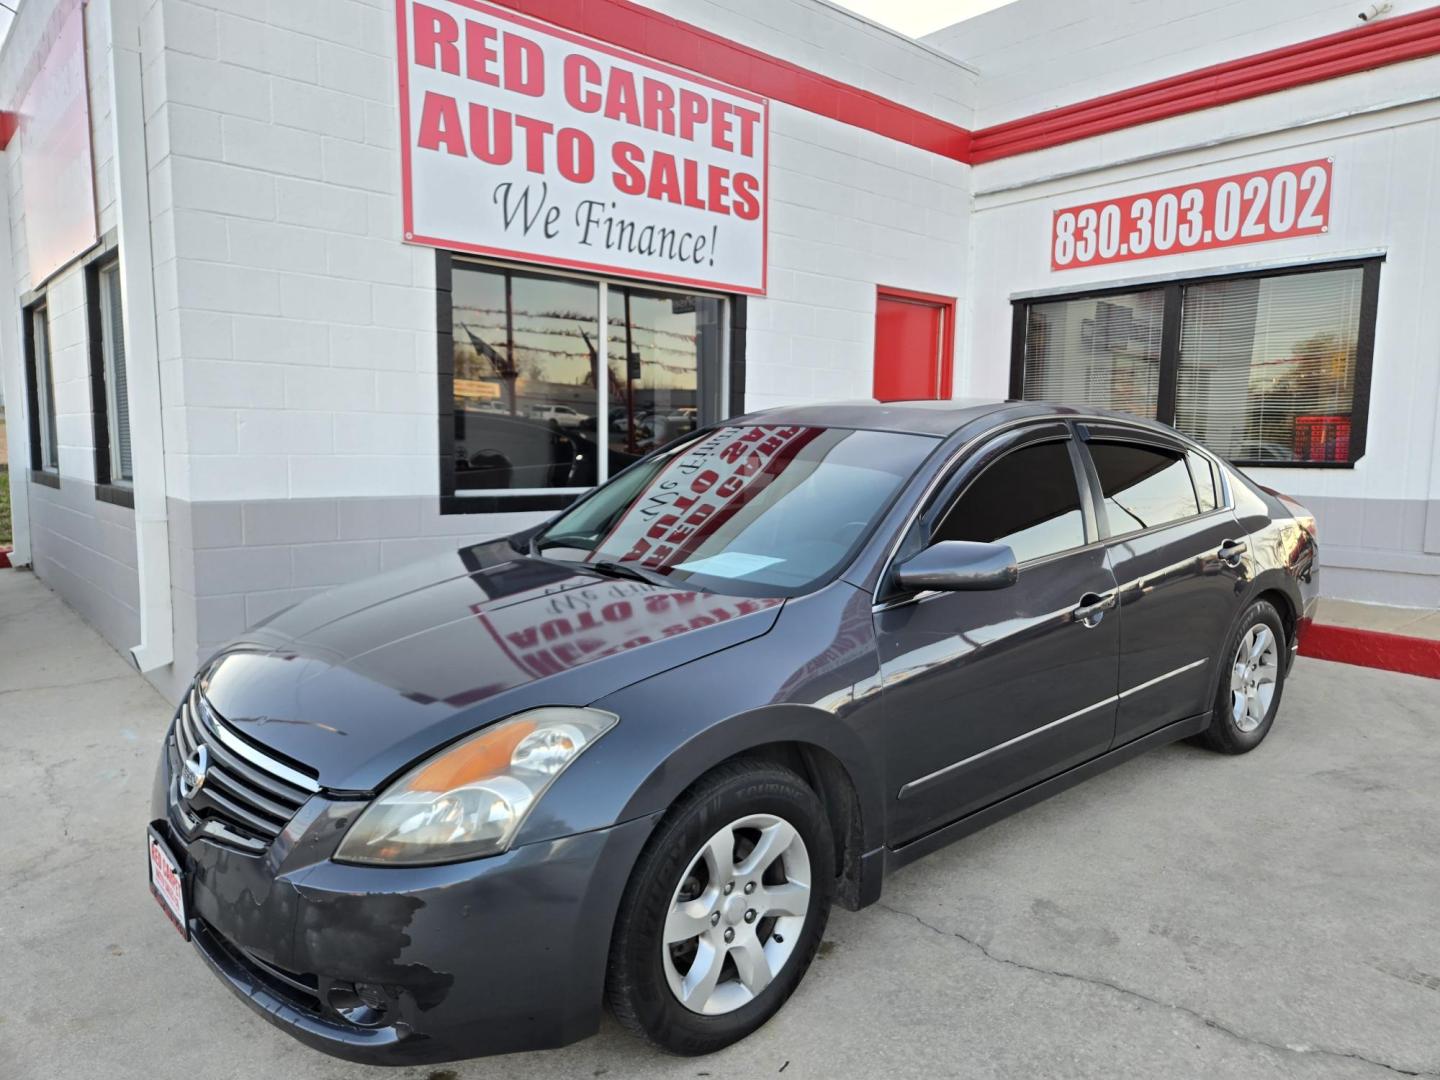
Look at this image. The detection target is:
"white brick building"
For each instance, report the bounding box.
[3,0,1439,699]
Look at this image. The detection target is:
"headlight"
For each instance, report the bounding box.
[335,707,618,866]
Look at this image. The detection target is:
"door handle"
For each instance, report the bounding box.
[1072,591,1117,628]
[1217,539,1249,566]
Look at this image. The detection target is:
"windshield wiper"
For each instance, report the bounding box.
[585,559,667,586]
[533,532,598,553]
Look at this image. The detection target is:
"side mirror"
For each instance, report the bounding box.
[894,540,1018,592]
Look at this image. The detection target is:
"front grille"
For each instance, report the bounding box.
[173,689,319,852]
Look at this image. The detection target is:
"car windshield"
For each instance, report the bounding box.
[534,424,936,597]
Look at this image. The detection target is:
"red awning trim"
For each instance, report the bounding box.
[484,0,972,161]
[486,0,1440,166]
[7,4,1436,162]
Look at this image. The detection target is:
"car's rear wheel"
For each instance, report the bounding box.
[1196,599,1287,754]
[606,760,834,1055]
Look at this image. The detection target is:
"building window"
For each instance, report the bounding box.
[88,257,133,492]
[24,300,60,476]
[1011,259,1381,466]
[439,256,732,512]
[1017,289,1165,420]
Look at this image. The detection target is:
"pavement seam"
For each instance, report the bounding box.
[0,672,141,697]
[0,598,63,620]
[876,901,1439,1079]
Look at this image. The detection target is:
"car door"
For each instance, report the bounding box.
[1075,426,1249,747]
[875,423,1122,845]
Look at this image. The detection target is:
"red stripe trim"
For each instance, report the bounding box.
[485,1,1440,167]
[969,5,1440,163]
[1299,623,1440,681]
[487,0,971,160]
[0,112,17,152]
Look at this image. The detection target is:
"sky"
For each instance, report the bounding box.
[828,0,1017,39]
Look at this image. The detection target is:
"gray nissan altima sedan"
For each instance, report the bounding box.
[147,399,1318,1064]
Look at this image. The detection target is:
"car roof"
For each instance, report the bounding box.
[730,398,1186,441]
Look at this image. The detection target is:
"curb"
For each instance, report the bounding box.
[1300,623,1440,681]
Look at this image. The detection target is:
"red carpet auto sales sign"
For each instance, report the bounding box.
[396,0,769,293]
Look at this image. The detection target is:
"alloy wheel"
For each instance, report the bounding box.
[1230,623,1279,733]
[661,813,811,1015]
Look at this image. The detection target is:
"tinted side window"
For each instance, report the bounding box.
[1090,442,1199,533]
[1188,450,1218,512]
[935,440,1085,563]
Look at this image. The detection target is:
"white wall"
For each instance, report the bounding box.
[652,0,975,125]
[142,0,976,502]
[140,0,434,503]
[11,0,1438,659]
[744,105,970,410]
[3,0,121,480]
[0,0,144,648]
[83,0,976,686]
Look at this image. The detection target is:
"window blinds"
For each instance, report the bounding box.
[1174,267,1362,464]
[101,264,133,481]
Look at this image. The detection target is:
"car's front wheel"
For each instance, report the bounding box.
[606,760,834,1055]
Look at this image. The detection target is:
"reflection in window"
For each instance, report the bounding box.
[29,303,59,472]
[606,286,722,469]
[97,262,133,482]
[448,262,725,495]
[934,440,1085,564]
[1176,268,1363,464]
[1016,262,1377,467]
[1090,442,1198,533]
[452,267,600,491]
[1020,290,1163,419]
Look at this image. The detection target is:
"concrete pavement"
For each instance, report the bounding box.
[2,566,1438,1080]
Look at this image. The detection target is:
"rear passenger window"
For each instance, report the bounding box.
[1188,451,1218,512]
[935,440,1085,564]
[1090,442,1199,533]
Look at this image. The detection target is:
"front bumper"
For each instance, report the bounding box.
[151,737,656,1064]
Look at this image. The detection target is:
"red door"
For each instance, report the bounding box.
[873,287,955,401]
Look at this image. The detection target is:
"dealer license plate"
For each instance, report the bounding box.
[148,827,188,939]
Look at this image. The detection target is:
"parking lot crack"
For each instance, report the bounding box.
[876,902,1438,1078]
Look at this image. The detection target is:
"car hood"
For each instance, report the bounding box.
[199,539,782,792]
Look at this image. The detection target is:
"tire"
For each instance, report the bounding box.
[606,759,835,1056]
[1195,599,1288,754]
